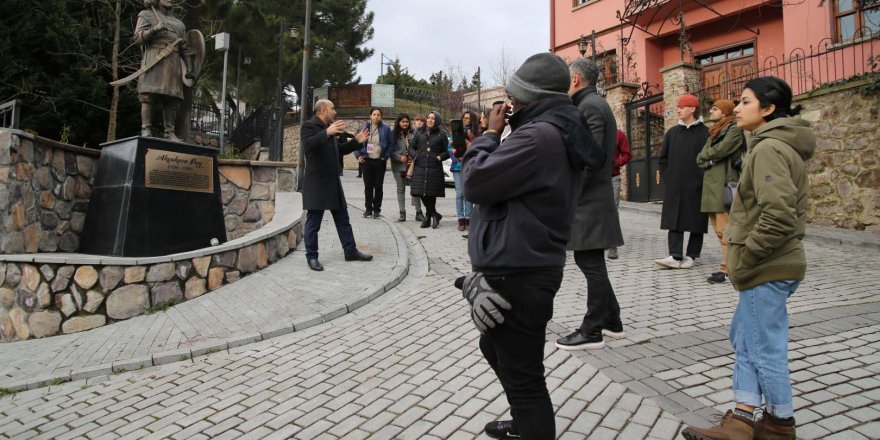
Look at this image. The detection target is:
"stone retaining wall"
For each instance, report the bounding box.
[0,220,304,342]
[218,161,295,240]
[0,130,99,254]
[797,83,880,231]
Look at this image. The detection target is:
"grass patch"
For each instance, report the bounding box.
[144,301,177,315]
[0,388,15,398]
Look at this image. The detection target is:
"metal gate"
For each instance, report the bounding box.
[625,84,665,202]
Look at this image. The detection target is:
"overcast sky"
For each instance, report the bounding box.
[356,0,550,87]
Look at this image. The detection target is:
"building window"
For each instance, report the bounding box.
[695,43,755,66]
[834,0,880,42]
[574,0,593,6]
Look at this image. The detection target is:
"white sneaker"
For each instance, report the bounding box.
[680,257,696,269]
[654,256,681,269]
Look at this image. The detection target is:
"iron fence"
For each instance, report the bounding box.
[0,99,21,129]
[190,99,233,138]
[694,28,879,106]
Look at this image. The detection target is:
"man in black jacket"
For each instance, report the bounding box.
[301,99,373,271]
[462,52,598,440]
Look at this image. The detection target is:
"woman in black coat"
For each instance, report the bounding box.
[409,111,448,228]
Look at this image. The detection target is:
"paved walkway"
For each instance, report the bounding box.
[0,174,877,439]
[0,207,409,390]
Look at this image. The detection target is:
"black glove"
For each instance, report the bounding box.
[461,272,512,333]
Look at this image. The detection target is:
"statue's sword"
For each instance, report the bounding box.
[110,7,179,87]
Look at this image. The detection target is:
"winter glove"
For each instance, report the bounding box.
[461,272,512,333]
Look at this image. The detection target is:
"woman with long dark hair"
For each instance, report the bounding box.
[390,113,413,222]
[452,110,480,231]
[409,111,448,229]
[354,108,394,218]
[682,77,815,440]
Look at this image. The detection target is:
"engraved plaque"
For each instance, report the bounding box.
[145,149,214,193]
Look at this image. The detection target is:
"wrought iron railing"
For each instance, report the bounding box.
[0,99,21,129]
[190,99,233,138]
[695,28,879,105]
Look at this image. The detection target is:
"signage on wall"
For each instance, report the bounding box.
[144,149,214,194]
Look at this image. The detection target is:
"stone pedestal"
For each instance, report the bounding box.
[80,137,227,257]
[660,62,703,129]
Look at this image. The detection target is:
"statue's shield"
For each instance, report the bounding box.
[182,29,205,87]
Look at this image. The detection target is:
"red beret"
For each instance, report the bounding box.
[677,94,700,108]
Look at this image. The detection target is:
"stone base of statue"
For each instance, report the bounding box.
[80,136,227,257]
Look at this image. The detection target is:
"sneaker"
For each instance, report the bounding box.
[680,256,696,269]
[608,247,619,259]
[415,212,426,222]
[707,272,728,284]
[371,212,380,219]
[681,410,754,440]
[654,256,681,269]
[602,323,626,339]
[753,412,796,440]
[362,211,372,218]
[484,420,520,439]
[555,329,605,350]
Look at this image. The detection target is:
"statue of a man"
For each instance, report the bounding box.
[134,0,194,141]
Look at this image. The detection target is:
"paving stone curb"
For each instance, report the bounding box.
[0,204,411,393]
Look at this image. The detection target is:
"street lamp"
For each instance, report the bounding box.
[472,67,482,112]
[578,34,588,58]
[214,32,230,156]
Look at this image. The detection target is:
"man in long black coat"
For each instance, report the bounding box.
[556,58,626,351]
[655,94,710,270]
[301,99,373,271]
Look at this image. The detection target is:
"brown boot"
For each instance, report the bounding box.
[457,218,465,231]
[464,218,470,231]
[681,410,753,440]
[753,413,795,440]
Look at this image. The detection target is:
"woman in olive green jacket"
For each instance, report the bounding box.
[697,99,746,284]
[682,77,815,440]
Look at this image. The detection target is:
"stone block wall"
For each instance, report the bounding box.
[219,161,295,240]
[797,83,880,231]
[0,130,98,254]
[0,223,304,342]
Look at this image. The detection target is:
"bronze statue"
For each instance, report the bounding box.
[113,0,203,141]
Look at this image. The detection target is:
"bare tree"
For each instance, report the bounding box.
[490,46,518,87]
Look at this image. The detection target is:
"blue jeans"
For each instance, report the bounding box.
[729,279,800,418]
[452,171,472,219]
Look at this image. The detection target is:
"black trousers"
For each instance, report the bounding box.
[362,158,386,214]
[668,230,704,260]
[479,269,562,440]
[575,249,622,334]
[421,196,437,217]
[304,208,356,260]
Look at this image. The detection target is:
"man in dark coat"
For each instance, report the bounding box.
[301,99,373,271]
[555,58,626,352]
[462,52,594,440]
[655,94,710,269]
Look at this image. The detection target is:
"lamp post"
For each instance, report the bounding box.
[295,0,313,191]
[214,32,230,156]
[578,34,588,58]
[472,67,481,112]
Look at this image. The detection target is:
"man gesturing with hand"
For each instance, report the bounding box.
[300,99,373,271]
[461,53,596,440]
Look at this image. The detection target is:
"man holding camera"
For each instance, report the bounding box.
[461,52,598,440]
[697,99,746,284]
[300,99,373,272]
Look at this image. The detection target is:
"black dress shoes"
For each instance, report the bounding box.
[307,258,324,271]
[344,250,373,261]
[362,211,372,218]
[420,216,432,228]
[431,213,442,229]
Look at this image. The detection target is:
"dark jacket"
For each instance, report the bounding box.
[726,117,815,291]
[568,86,624,251]
[300,116,360,210]
[353,121,394,161]
[410,112,449,198]
[463,96,589,273]
[697,122,745,213]
[659,119,710,233]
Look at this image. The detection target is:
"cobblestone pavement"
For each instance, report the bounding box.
[0,208,407,391]
[1,174,877,439]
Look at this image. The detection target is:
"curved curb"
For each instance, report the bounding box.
[0,205,412,394]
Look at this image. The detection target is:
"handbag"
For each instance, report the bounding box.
[406,159,415,179]
[723,160,738,209]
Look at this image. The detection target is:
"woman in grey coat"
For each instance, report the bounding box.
[390,114,413,222]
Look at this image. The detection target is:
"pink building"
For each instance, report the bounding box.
[551,0,878,97]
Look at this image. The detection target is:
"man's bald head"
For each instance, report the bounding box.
[314,99,336,124]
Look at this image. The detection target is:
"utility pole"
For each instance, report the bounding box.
[214,33,230,156]
[295,0,312,191]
